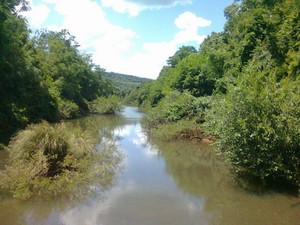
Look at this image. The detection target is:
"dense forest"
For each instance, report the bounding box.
[126,0,300,191]
[0,0,118,143]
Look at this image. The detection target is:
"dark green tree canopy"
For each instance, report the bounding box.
[0,3,115,141]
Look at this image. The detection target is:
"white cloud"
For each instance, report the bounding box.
[174,30,207,44]
[93,40,176,78]
[95,12,211,78]
[132,42,176,76]
[127,0,192,7]
[173,12,211,44]
[20,0,50,27]
[101,0,142,17]
[22,1,210,79]
[40,0,137,51]
[114,126,131,137]
[101,0,192,17]
[174,11,212,30]
[94,11,211,78]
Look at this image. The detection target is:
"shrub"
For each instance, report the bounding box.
[205,74,300,190]
[0,121,122,199]
[144,91,210,128]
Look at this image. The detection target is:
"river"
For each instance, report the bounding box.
[0,106,299,225]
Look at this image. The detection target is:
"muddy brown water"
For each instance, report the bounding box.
[0,107,299,225]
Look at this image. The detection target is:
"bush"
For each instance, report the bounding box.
[0,121,122,199]
[142,91,211,141]
[205,74,300,190]
[144,91,210,128]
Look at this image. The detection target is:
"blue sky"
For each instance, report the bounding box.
[22,0,233,79]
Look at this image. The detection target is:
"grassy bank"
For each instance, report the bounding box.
[143,119,211,143]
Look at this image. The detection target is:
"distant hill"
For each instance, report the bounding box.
[103,72,152,94]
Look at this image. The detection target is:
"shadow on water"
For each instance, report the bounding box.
[233,173,300,197]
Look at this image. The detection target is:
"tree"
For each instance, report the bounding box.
[31,30,115,118]
[204,0,300,191]
[167,46,197,67]
[0,0,56,139]
[172,53,215,97]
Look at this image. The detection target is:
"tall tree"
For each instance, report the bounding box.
[0,0,55,139]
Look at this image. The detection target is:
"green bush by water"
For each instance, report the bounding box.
[205,75,300,190]
[144,91,209,127]
[142,91,210,141]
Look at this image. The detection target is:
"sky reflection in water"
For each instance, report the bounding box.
[57,116,208,225]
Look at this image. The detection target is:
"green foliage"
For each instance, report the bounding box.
[0,7,115,141]
[0,121,122,199]
[57,98,80,119]
[1,0,300,194]
[144,91,196,126]
[171,53,215,97]
[89,96,123,114]
[124,81,162,109]
[199,32,230,93]
[144,91,209,128]
[205,74,300,187]
[125,45,214,109]
[167,46,197,67]
[200,0,300,190]
[0,0,56,133]
[103,72,151,96]
[31,30,113,117]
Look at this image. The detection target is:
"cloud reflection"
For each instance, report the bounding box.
[58,182,207,225]
[113,125,131,138]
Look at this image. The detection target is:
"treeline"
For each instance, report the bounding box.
[103,72,151,96]
[0,0,115,142]
[126,0,300,191]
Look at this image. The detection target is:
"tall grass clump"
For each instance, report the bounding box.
[0,121,122,199]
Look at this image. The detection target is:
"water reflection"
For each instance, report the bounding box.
[152,140,228,197]
[148,137,300,225]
